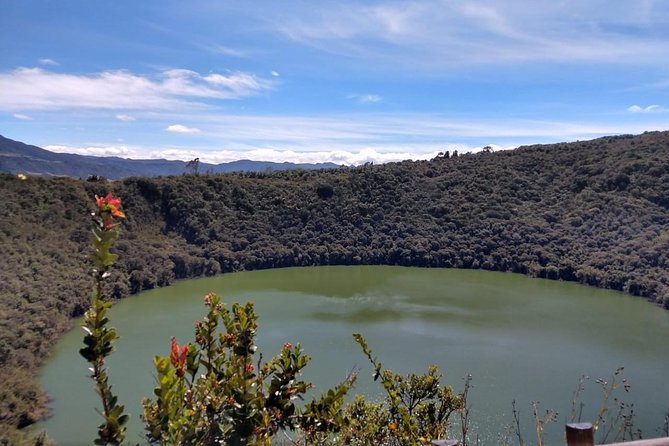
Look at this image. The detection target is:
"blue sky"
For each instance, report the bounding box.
[1,0,668,165]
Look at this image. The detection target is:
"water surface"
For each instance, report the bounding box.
[38,266,669,444]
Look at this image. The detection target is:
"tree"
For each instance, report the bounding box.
[186,158,200,175]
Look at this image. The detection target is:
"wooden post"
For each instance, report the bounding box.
[566,423,594,446]
[430,440,459,446]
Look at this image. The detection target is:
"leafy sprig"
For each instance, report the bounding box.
[79,193,128,445]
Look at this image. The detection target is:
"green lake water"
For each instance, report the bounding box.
[37,266,669,445]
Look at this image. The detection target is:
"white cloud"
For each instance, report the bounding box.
[208,45,249,58]
[37,142,375,162]
[39,141,445,165]
[0,67,274,111]
[44,144,136,158]
[38,58,58,66]
[470,144,512,153]
[202,71,270,94]
[271,71,280,77]
[12,113,33,120]
[349,94,383,104]
[360,94,382,104]
[116,113,136,121]
[151,148,203,161]
[149,146,443,166]
[627,104,661,113]
[166,124,201,134]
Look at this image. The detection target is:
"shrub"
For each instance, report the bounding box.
[141,293,356,445]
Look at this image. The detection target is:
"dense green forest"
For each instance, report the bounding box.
[1,131,668,443]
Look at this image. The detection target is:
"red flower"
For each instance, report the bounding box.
[95,193,125,219]
[170,336,188,378]
[95,193,121,208]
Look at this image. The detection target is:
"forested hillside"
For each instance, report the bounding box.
[1,131,668,443]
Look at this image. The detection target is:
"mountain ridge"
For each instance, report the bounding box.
[0,134,340,179]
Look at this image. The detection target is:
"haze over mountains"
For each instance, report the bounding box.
[0,135,340,179]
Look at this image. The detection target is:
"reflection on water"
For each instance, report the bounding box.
[38,266,669,445]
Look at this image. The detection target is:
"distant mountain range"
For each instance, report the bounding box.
[0,135,340,179]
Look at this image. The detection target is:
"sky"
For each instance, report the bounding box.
[1,0,668,165]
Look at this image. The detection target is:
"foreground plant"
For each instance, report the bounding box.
[346,334,464,446]
[531,401,558,446]
[501,368,641,446]
[79,193,129,445]
[593,367,641,443]
[142,292,357,445]
[76,194,357,446]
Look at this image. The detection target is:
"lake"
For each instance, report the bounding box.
[37,266,669,445]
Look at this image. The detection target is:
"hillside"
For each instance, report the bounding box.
[1,131,668,443]
[0,135,339,179]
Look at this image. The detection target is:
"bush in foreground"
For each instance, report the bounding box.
[81,194,464,446]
